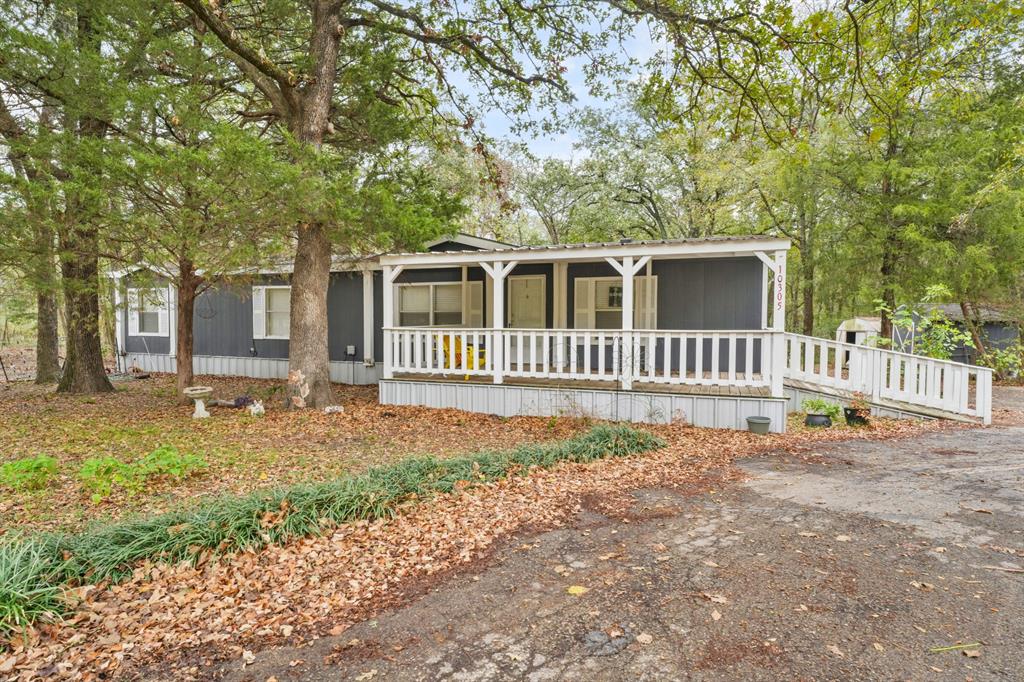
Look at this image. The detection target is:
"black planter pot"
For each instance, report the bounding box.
[804,413,832,428]
[844,408,869,426]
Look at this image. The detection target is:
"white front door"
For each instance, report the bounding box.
[508,275,546,369]
[508,275,545,328]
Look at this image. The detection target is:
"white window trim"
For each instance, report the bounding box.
[254,285,292,340]
[574,275,658,330]
[506,274,547,329]
[396,280,483,327]
[127,286,170,337]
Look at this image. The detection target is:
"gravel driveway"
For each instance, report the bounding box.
[220,422,1024,681]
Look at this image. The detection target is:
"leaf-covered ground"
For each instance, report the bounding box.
[0,379,965,679]
[0,375,585,534]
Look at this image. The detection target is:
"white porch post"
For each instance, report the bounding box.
[481,260,517,384]
[382,265,403,379]
[771,250,787,398]
[606,255,650,391]
[362,270,374,365]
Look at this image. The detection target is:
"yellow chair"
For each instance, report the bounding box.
[441,335,486,380]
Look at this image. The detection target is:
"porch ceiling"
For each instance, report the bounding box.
[380,235,791,268]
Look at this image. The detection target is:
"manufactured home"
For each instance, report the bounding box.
[113,234,993,430]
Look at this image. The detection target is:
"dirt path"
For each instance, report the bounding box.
[212,426,1023,681]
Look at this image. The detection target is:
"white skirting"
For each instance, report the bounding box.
[379,379,788,432]
[122,353,381,385]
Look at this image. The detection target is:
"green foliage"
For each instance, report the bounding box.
[0,426,661,634]
[876,285,975,361]
[0,539,66,639]
[978,342,1024,381]
[801,398,841,420]
[77,447,208,503]
[77,457,141,503]
[0,455,59,492]
[138,446,207,481]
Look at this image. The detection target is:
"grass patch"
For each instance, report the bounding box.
[0,425,663,639]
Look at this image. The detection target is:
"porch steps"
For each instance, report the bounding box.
[783,378,980,424]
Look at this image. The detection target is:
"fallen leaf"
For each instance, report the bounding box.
[636,633,653,645]
[872,642,884,651]
[702,592,728,604]
[964,649,981,658]
[355,671,377,681]
[835,534,851,542]
[827,644,845,658]
[711,609,722,621]
[242,650,256,665]
[910,581,935,591]
[567,585,589,596]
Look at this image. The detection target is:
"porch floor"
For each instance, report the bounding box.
[390,372,771,398]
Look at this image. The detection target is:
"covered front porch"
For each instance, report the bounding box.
[378,236,792,430]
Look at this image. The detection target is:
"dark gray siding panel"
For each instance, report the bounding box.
[428,240,482,252]
[124,334,170,354]
[327,272,366,361]
[193,282,289,359]
[374,273,384,362]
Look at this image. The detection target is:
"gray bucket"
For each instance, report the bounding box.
[746,416,771,434]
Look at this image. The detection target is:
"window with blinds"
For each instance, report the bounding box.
[398,281,481,326]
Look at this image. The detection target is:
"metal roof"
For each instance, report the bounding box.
[383,234,786,259]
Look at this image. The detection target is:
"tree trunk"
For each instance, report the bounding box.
[35,289,60,383]
[282,1,341,409]
[57,222,113,393]
[959,301,987,359]
[288,223,334,407]
[176,266,200,400]
[56,4,112,394]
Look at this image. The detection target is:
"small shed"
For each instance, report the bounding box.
[835,316,881,346]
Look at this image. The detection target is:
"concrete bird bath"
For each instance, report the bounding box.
[182,386,214,419]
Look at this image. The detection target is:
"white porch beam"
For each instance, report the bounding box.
[382,238,792,268]
[362,270,375,365]
[754,250,779,274]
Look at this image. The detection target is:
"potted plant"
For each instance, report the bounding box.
[802,398,841,427]
[844,392,870,426]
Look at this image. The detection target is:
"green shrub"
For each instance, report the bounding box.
[77,447,208,503]
[77,457,142,503]
[0,455,59,492]
[0,538,66,638]
[801,398,842,420]
[139,446,207,480]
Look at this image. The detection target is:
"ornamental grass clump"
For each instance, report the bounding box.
[0,538,67,638]
[0,425,663,637]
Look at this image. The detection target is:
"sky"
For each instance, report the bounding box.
[469,20,668,161]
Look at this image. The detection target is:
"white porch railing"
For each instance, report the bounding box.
[384,327,776,391]
[782,332,992,424]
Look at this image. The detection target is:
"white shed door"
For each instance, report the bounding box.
[508,276,545,328]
